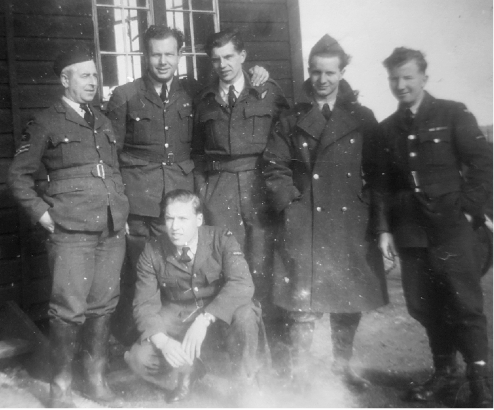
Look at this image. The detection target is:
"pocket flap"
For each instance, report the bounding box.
[47,181,84,196]
[177,159,195,175]
[204,269,221,284]
[418,128,450,143]
[119,151,150,166]
[104,131,117,144]
[49,133,81,146]
[178,105,193,119]
[244,105,273,118]
[129,111,151,122]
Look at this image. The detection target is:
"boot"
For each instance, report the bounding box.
[407,354,458,401]
[288,321,315,392]
[49,319,80,408]
[330,313,370,390]
[167,359,207,403]
[467,363,493,408]
[81,315,123,407]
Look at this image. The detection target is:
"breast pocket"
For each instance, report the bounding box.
[104,130,118,164]
[244,105,273,144]
[48,133,82,167]
[178,105,193,143]
[129,110,153,144]
[418,128,454,166]
[199,110,221,148]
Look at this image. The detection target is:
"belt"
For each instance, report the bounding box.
[409,168,462,196]
[123,146,189,164]
[47,163,113,182]
[206,156,260,173]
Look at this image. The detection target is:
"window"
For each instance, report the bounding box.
[93,0,219,102]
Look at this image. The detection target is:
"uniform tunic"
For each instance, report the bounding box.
[372,92,492,363]
[8,99,129,322]
[192,74,288,306]
[263,80,388,314]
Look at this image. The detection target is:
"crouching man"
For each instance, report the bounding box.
[125,189,265,403]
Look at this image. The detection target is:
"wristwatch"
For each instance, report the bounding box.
[202,312,216,325]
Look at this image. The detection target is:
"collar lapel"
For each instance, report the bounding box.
[166,77,180,106]
[317,105,359,151]
[142,75,163,107]
[161,236,188,272]
[59,99,88,128]
[296,104,327,141]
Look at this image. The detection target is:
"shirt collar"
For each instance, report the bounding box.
[175,233,199,261]
[219,74,245,99]
[314,95,337,111]
[62,96,86,118]
[402,90,425,115]
[149,75,174,97]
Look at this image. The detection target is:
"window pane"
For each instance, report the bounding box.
[102,54,144,100]
[124,8,147,52]
[165,0,188,11]
[195,55,212,86]
[192,13,214,53]
[165,10,187,34]
[191,0,213,11]
[98,8,122,52]
[97,0,122,5]
[126,0,147,6]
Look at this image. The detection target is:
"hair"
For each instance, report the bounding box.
[163,189,203,215]
[205,28,245,57]
[143,25,184,54]
[383,47,428,73]
[309,49,351,70]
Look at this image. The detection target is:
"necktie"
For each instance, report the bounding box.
[179,246,192,263]
[321,103,331,121]
[228,85,237,109]
[160,84,168,104]
[404,108,414,129]
[80,104,94,129]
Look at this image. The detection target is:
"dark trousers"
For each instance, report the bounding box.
[46,225,125,324]
[399,232,488,363]
[125,302,263,388]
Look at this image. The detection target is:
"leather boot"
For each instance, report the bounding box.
[167,359,207,403]
[467,363,493,408]
[49,319,80,408]
[288,321,315,391]
[81,315,123,407]
[330,313,370,390]
[407,354,458,401]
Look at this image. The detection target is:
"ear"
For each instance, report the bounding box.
[240,50,247,64]
[340,67,346,77]
[423,74,429,87]
[196,212,204,227]
[60,73,69,88]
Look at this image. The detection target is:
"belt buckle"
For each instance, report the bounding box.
[211,161,221,171]
[96,163,105,179]
[195,298,204,309]
[166,152,174,166]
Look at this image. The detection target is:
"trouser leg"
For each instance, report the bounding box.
[49,318,80,408]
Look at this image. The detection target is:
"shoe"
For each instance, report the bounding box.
[332,361,371,390]
[467,363,493,408]
[81,315,124,407]
[407,365,458,402]
[166,359,207,403]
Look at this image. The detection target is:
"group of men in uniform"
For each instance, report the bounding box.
[7,21,492,408]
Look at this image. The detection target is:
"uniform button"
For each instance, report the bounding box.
[165,143,169,148]
[164,126,169,130]
[99,160,103,163]
[408,135,416,140]
[136,117,140,121]
[64,138,69,142]
[193,287,199,292]
[162,162,166,165]
[316,207,322,212]
[94,130,97,134]
[313,174,319,180]
[341,206,348,212]
[433,138,440,143]
[193,274,197,278]
[302,142,308,147]
[346,172,352,177]
[409,152,417,157]
[96,145,100,149]
[350,139,355,144]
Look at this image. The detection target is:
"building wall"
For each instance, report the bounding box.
[0,0,303,321]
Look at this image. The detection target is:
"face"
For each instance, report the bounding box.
[387,59,428,107]
[164,200,203,247]
[210,41,246,84]
[61,60,98,104]
[147,36,181,83]
[308,55,344,100]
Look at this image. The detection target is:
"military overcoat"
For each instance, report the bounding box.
[263,80,388,313]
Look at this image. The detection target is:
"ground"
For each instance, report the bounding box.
[0,268,492,408]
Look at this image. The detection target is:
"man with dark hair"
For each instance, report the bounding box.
[8,43,129,407]
[107,25,268,344]
[373,47,492,407]
[124,189,265,403]
[192,28,289,316]
[262,34,388,390]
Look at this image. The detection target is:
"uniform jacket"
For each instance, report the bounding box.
[191,73,289,192]
[8,100,129,232]
[133,225,255,341]
[372,92,493,247]
[263,79,388,313]
[107,75,200,217]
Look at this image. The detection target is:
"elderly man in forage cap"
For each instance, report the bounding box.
[263,34,388,390]
[8,42,129,407]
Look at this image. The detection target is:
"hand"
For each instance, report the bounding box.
[378,232,397,272]
[39,211,55,233]
[181,314,210,362]
[248,65,269,86]
[464,212,473,223]
[125,222,130,235]
[150,333,192,368]
[485,214,493,232]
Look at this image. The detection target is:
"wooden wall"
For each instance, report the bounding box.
[0,0,303,322]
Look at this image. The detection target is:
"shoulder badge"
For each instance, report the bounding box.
[225,230,233,236]
[15,144,31,156]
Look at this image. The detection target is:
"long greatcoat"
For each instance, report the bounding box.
[263,80,388,313]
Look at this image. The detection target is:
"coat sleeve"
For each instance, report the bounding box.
[133,241,166,342]
[8,120,50,225]
[263,118,302,213]
[451,103,493,219]
[191,100,208,198]
[204,232,254,324]
[106,86,128,153]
